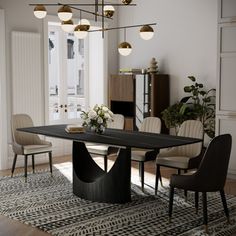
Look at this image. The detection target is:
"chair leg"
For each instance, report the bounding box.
[169,186,174,222]
[220,190,230,223]
[49,152,53,175]
[24,155,28,181]
[139,162,142,181]
[11,154,17,177]
[104,155,108,172]
[32,155,35,173]
[184,170,188,200]
[177,169,181,175]
[155,164,161,195]
[195,191,199,214]
[139,162,144,191]
[202,192,209,234]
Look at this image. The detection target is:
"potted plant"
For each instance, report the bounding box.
[161,76,216,139]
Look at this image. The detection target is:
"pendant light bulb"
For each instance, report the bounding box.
[78,19,91,31]
[140,25,154,40]
[104,5,115,18]
[34,4,47,19]
[118,42,132,56]
[74,19,90,39]
[58,5,73,21]
[122,0,132,5]
[61,20,74,33]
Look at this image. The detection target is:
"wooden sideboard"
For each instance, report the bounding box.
[109,74,169,132]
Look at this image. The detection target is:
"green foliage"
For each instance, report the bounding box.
[161,76,216,138]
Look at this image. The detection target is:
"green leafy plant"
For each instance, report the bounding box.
[161,76,216,138]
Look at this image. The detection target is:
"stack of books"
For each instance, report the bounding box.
[119,68,143,74]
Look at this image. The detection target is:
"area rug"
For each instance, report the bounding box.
[0,164,236,236]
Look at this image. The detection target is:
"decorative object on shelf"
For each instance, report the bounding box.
[119,68,142,74]
[81,104,113,134]
[30,1,156,56]
[161,76,216,138]
[148,57,158,74]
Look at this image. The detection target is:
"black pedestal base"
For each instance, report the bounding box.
[72,141,131,203]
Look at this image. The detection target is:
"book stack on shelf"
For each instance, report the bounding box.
[119,68,143,75]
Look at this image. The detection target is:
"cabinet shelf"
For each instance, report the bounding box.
[109,74,169,132]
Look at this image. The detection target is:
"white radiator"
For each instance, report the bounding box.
[11,31,43,126]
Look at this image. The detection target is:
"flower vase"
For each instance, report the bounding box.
[95,126,105,134]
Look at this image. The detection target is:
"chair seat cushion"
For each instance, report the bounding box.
[131,150,157,162]
[86,145,109,155]
[23,144,52,155]
[156,156,191,169]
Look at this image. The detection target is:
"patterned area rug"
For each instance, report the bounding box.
[0,164,236,236]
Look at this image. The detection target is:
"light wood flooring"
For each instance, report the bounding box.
[0,155,236,236]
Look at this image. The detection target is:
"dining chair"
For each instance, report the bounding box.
[86,114,124,172]
[131,117,161,191]
[168,134,232,234]
[155,120,204,194]
[11,114,53,180]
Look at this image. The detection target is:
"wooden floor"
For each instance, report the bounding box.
[0,155,236,236]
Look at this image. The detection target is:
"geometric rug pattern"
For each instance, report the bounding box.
[0,165,236,236]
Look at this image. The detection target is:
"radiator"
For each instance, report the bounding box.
[11,31,43,125]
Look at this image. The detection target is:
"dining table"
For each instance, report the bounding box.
[18,124,202,203]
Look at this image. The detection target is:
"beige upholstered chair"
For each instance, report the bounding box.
[155,120,204,194]
[131,117,162,191]
[11,114,52,179]
[86,114,125,172]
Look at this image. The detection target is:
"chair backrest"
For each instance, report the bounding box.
[195,134,232,191]
[139,117,161,134]
[12,114,40,145]
[176,120,203,157]
[107,114,125,130]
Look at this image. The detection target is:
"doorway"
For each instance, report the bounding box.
[44,16,108,157]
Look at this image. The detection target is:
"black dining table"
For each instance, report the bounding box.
[19,124,202,203]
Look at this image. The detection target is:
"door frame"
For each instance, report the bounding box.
[0,9,8,170]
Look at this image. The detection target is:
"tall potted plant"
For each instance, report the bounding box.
[161,76,216,139]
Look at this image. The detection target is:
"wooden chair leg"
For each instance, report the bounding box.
[195,191,199,214]
[139,162,144,191]
[155,164,161,195]
[49,152,53,175]
[32,155,35,173]
[104,155,108,172]
[220,190,230,222]
[11,154,17,177]
[169,186,174,222]
[202,192,209,234]
[24,155,28,181]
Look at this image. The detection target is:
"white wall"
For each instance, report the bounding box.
[118,0,218,103]
[0,9,8,169]
[0,0,119,169]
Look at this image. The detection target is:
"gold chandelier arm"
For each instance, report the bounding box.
[89,23,157,32]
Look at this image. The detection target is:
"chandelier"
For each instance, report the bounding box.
[30,1,156,56]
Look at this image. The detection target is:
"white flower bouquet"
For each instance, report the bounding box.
[80,104,113,134]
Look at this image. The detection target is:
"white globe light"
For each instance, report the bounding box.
[74,24,89,39]
[61,20,74,33]
[74,31,88,39]
[140,25,154,40]
[118,42,132,56]
[78,19,91,29]
[103,5,115,18]
[34,5,47,19]
[58,5,72,21]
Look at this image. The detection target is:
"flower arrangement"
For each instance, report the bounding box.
[80,104,113,134]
